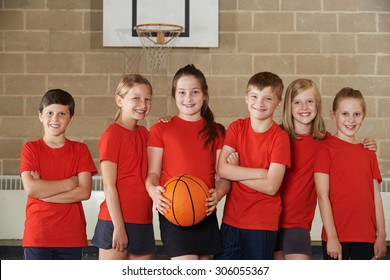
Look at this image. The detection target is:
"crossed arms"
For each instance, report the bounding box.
[21,170,92,203]
[216,144,286,197]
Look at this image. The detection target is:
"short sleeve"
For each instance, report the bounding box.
[223,120,241,150]
[77,143,98,175]
[313,143,331,174]
[98,128,121,164]
[147,122,164,148]
[20,142,37,174]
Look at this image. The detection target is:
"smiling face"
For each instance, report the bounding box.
[116,83,152,127]
[332,98,365,143]
[39,104,73,138]
[245,86,281,122]
[174,76,205,121]
[292,88,318,134]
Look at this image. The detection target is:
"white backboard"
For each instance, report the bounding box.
[103,0,219,48]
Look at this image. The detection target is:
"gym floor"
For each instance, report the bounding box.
[1,240,389,260]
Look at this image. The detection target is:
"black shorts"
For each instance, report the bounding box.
[322,241,374,260]
[92,219,156,255]
[159,212,222,258]
[275,227,312,256]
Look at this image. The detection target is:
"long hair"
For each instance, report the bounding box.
[114,74,152,121]
[171,64,225,153]
[281,78,326,141]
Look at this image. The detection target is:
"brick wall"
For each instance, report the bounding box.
[0,0,389,176]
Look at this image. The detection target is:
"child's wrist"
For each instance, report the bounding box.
[376,232,386,239]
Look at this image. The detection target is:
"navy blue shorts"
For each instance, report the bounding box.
[275,227,312,256]
[24,247,82,260]
[92,219,156,255]
[215,223,277,260]
[322,241,374,260]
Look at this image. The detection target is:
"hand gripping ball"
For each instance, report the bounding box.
[163,174,210,227]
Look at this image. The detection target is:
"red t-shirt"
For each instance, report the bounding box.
[97,123,153,224]
[222,119,291,231]
[147,116,223,189]
[313,136,382,242]
[20,138,97,247]
[279,132,330,231]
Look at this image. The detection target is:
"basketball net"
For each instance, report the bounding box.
[134,23,183,72]
[116,28,142,74]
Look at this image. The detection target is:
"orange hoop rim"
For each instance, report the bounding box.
[134,23,184,33]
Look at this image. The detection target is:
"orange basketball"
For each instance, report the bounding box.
[163,174,210,227]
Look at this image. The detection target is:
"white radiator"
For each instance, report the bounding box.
[1,176,389,241]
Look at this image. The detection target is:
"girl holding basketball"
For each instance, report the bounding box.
[92,75,156,260]
[275,79,377,260]
[146,64,229,260]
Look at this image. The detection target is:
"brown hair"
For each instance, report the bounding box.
[171,64,225,153]
[39,89,75,117]
[246,72,284,101]
[332,87,366,117]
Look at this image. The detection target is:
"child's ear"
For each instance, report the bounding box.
[330,110,335,120]
[115,95,122,107]
[244,94,249,104]
[276,99,282,109]
[38,111,43,122]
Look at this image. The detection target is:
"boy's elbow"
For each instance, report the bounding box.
[267,183,281,196]
[216,170,224,180]
[80,187,92,201]
[267,189,278,196]
[23,184,39,199]
[216,165,227,179]
[24,188,36,198]
[82,191,92,201]
[75,181,92,201]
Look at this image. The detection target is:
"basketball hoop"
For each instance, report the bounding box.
[134,23,183,72]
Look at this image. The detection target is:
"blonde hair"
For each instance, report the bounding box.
[114,74,152,121]
[281,78,326,141]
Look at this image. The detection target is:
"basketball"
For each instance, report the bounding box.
[163,174,210,227]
